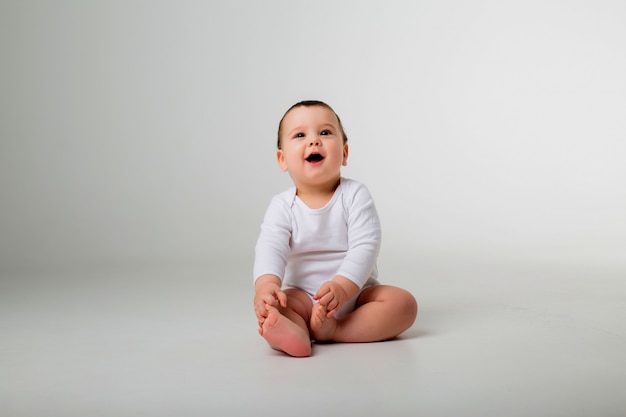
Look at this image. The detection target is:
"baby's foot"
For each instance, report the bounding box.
[260,310,311,357]
[310,303,338,342]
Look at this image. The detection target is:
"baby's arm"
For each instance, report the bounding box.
[314,182,380,318]
[314,275,359,318]
[254,274,287,325]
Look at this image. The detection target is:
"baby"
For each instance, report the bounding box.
[253,100,417,357]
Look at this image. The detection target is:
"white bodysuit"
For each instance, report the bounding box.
[254,178,380,315]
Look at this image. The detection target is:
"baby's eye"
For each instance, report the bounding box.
[293,132,305,139]
[320,129,332,136]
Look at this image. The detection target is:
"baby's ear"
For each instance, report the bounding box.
[276,150,289,172]
[342,144,349,166]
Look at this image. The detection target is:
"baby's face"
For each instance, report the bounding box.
[277,105,348,190]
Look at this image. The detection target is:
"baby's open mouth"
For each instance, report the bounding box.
[305,153,324,162]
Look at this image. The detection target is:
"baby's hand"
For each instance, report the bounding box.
[254,281,287,324]
[314,281,349,318]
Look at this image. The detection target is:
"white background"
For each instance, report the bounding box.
[2,3,626,416]
[1,0,625,272]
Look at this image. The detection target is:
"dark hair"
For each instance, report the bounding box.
[276,100,348,149]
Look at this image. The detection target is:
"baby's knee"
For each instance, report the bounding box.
[397,289,418,322]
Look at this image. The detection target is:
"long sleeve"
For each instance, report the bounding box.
[336,181,381,287]
[253,195,293,282]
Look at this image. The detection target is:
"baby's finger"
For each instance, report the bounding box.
[314,285,330,301]
[327,297,340,312]
[255,300,268,318]
[320,292,335,306]
[275,291,287,308]
[263,294,279,307]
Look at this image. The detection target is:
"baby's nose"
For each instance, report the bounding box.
[309,137,321,146]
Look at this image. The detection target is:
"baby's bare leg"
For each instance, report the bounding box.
[310,303,337,342]
[259,289,313,357]
[314,285,417,343]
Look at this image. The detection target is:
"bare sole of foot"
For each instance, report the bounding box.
[310,303,338,342]
[261,310,311,357]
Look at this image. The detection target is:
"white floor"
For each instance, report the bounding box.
[1,257,625,416]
